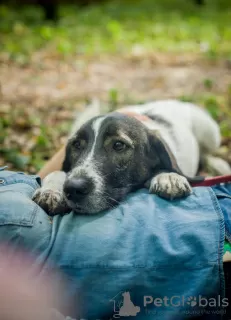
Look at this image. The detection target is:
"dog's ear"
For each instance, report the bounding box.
[147,130,205,184]
[147,130,183,174]
[62,143,72,173]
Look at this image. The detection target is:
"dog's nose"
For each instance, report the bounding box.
[64,178,93,201]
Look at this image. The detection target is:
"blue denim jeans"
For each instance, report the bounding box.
[0,168,230,320]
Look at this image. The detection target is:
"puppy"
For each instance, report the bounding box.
[33,100,231,215]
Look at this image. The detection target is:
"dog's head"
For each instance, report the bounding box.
[62,112,181,214]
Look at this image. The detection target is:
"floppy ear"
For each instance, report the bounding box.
[62,142,72,173]
[147,131,205,183]
[147,130,183,174]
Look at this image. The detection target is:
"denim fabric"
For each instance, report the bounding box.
[212,184,231,243]
[0,170,51,264]
[0,169,227,320]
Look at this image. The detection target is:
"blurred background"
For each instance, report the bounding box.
[0,0,230,173]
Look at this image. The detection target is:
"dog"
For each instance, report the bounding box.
[33,99,231,215]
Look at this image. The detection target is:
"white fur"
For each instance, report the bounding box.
[69,116,106,193]
[149,172,192,199]
[42,171,67,190]
[205,155,231,175]
[32,171,66,212]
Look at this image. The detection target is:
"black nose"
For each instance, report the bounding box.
[64,178,93,202]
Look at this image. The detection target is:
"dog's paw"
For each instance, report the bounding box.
[149,172,192,200]
[32,188,67,216]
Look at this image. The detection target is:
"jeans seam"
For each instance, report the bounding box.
[0,173,40,190]
[208,187,225,304]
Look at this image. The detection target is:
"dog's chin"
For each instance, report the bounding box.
[64,188,132,215]
[64,198,111,215]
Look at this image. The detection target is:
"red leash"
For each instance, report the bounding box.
[191,175,231,187]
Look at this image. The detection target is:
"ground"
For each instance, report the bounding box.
[0,0,230,173]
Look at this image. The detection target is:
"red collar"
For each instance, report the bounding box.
[191,175,231,187]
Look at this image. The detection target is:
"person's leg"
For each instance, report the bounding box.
[0,167,227,319]
[0,168,52,261]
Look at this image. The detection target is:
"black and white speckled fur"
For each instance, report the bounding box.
[33,100,231,215]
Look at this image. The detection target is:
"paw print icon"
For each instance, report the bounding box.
[186,296,197,307]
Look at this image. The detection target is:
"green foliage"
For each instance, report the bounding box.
[204,78,214,90]
[204,95,222,120]
[1,149,30,170]
[108,88,119,111]
[0,0,231,61]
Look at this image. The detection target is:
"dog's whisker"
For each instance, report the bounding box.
[100,193,120,205]
[97,195,117,210]
[98,191,121,206]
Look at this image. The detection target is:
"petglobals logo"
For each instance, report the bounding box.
[143,295,229,309]
[110,291,141,318]
[110,292,228,318]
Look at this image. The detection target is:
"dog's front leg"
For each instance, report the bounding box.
[146,172,192,200]
[33,171,71,216]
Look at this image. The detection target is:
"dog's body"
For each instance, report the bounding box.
[115,100,220,177]
[33,100,231,215]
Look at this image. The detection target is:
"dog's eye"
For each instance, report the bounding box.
[73,139,84,150]
[113,141,127,152]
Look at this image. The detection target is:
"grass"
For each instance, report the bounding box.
[0,0,231,62]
